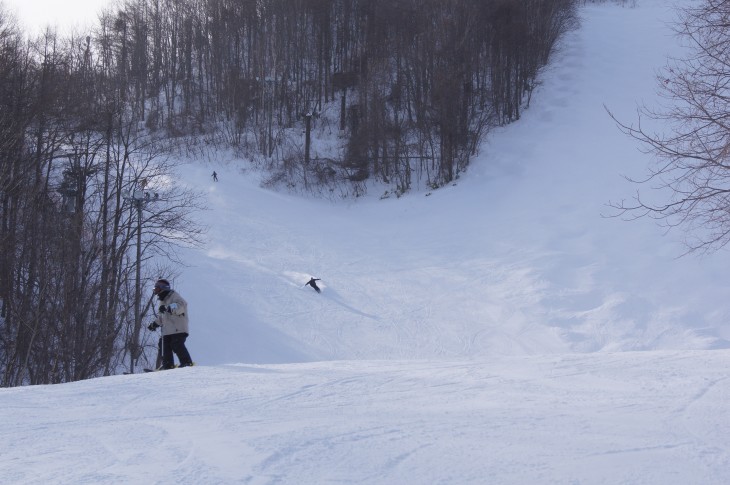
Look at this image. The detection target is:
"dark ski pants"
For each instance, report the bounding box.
[159,333,193,369]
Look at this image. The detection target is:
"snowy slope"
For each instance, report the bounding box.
[2,352,730,484]
[177,0,730,367]
[3,1,730,484]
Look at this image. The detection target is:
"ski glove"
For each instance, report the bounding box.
[147,321,160,331]
[159,303,179,314]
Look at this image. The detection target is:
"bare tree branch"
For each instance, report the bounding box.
[606,0,730,254]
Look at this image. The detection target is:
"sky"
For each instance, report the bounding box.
[2,0,730,483]
[2,0,112,34]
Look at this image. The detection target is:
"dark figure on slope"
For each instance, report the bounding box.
[212,171,218,182]
[306,277,321,293]
[147,279,194,369]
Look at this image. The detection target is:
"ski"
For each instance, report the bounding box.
[143,364,189,372]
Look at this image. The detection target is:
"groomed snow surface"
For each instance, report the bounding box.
[4,354,729,484]
[3,1,730,483]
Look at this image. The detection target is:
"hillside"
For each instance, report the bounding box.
[2,1,730,484]
[177,0,730,367]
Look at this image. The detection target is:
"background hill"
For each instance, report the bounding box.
[2,1,730,484]
[177,0,730,366]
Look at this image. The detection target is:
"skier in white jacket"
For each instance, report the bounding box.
[148,279,194,369]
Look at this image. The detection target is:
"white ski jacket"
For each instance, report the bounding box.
[157,290,189,336]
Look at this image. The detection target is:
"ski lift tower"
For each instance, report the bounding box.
[124,183,159,374]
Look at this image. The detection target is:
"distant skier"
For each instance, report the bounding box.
[212,171,218,182]
[306,277,321,293]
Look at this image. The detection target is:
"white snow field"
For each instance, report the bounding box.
[2,1,730,484]
[2,353,729,484]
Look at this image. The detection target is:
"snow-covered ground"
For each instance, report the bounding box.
[3,1,730,483]
[3,352,729,484]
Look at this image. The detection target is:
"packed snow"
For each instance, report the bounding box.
[2,1,730,484]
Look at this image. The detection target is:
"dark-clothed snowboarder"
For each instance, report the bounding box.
[306,277,321,293]
[212,171,218,182]
[147,279,194,369]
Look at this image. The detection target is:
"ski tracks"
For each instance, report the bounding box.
[672,373,730,474]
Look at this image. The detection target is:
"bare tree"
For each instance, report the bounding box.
[608,0,730,253]
[88,0,576,196]
[0,8,206,385]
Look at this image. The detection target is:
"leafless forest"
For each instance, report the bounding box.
[0,0,578,385]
